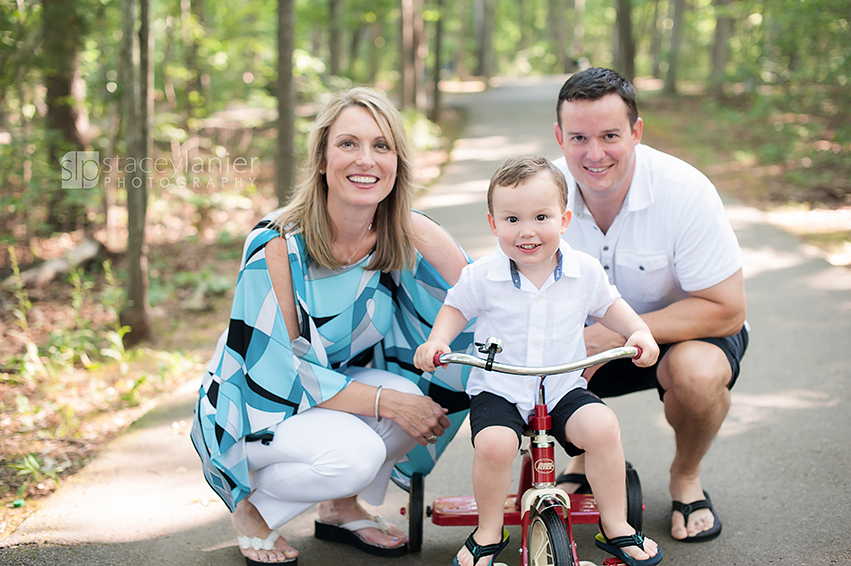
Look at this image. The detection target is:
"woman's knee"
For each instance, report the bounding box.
[317,430,387,489]
[348,367,423,396]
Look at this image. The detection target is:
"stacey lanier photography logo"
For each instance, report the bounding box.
[60,151,259,190]
[61,151,100,189]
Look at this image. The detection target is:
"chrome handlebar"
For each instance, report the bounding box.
[434,346,641,376]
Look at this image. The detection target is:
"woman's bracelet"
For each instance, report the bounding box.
[374,385,384,422]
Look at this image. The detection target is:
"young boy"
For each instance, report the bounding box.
[414,155,663,566]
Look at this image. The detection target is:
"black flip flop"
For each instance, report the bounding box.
[554,472,592,494]
[556,461,634,494]
[245,558,296,566]
[671,490,722,542]
[314,517,408,557]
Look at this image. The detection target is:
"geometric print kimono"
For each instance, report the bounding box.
[191,210,474,511]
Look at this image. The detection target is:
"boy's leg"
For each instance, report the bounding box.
[565,403,658,562]
[463,392,523,566]
[472,426,518,539]
[452,426,518,566]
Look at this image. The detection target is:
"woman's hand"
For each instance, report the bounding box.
[380,388,451,446]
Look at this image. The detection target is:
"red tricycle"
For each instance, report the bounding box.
[402,337,645,566]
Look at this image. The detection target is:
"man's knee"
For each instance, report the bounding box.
[660,341,732,398]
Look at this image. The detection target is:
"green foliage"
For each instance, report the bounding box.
[100,260,134,375]
[6,246,31,334]
[9,454,59,497]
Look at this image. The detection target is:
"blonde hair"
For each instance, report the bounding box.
[272,87,417,272]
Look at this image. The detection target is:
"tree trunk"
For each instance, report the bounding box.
[564,0,576,72]
[414,0,427,112]
[368,20,380,79]
[474,0,494,77]
[180,0,209,123]
[649,0,662,78]
[429,0,444,122]
[42,0,86,232]
[328,0,342,76]
[120,0,154,346]
[616,0,635,82]
[349,23,364,78]
[710,0,732,101]
[400,0,416,107]
[551,0,568,74]
[664,0,684,95]
[454,0,469,79]
[573,0,585,59]
[277,0,295,206]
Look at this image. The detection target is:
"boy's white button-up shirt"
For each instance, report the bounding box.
[445,240,620,421]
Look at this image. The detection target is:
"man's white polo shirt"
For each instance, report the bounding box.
[553,144,742,316]
[444,240,620,421]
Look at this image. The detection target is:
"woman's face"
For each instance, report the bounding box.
[323,105,398,213]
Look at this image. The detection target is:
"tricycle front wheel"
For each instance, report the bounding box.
[527,507,576,566]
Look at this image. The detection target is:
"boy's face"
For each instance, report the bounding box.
[487,173,571,276]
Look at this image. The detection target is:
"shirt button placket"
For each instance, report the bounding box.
[601,242,614,283]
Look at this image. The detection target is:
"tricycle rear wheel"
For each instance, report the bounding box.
[625,465,643,531]
[407,472,424,552]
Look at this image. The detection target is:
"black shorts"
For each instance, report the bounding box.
[588,324,749,401]
[469,388,605,456]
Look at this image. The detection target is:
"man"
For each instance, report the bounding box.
[551,67,748,543]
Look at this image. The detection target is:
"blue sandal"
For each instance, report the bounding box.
[452,528,510,566]
[595,522,662,566]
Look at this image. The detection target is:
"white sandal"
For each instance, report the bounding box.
[237,530,297,565]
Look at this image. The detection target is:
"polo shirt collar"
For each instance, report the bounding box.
[625,144,654,212]
[488,241,577,290]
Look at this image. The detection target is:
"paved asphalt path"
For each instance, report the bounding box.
[2,75,849,566]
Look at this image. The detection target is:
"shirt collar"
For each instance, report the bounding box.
[489,242,571,290]
[625,144,654,212]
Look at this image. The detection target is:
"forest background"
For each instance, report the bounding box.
[0,0,848,538]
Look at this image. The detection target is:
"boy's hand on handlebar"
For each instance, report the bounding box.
[626,330,659,367]
[414,339,450,372]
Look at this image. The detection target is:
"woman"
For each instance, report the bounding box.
[191,87,472,565]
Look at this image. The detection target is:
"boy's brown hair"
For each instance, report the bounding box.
[487,154,569,215]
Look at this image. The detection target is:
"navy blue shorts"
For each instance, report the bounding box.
[588,325,749,401]
[469,388,605,456]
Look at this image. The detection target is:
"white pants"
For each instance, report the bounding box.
[245,367,420,529]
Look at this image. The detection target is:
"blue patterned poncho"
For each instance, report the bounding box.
[191,211,474,511]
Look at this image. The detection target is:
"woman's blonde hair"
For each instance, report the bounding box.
[272,87,416,272]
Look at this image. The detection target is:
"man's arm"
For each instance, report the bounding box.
[584,268,747,354]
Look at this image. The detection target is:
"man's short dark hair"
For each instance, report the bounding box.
[556,67,639,130]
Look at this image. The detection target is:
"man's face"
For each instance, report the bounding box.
[555,93,643,201]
